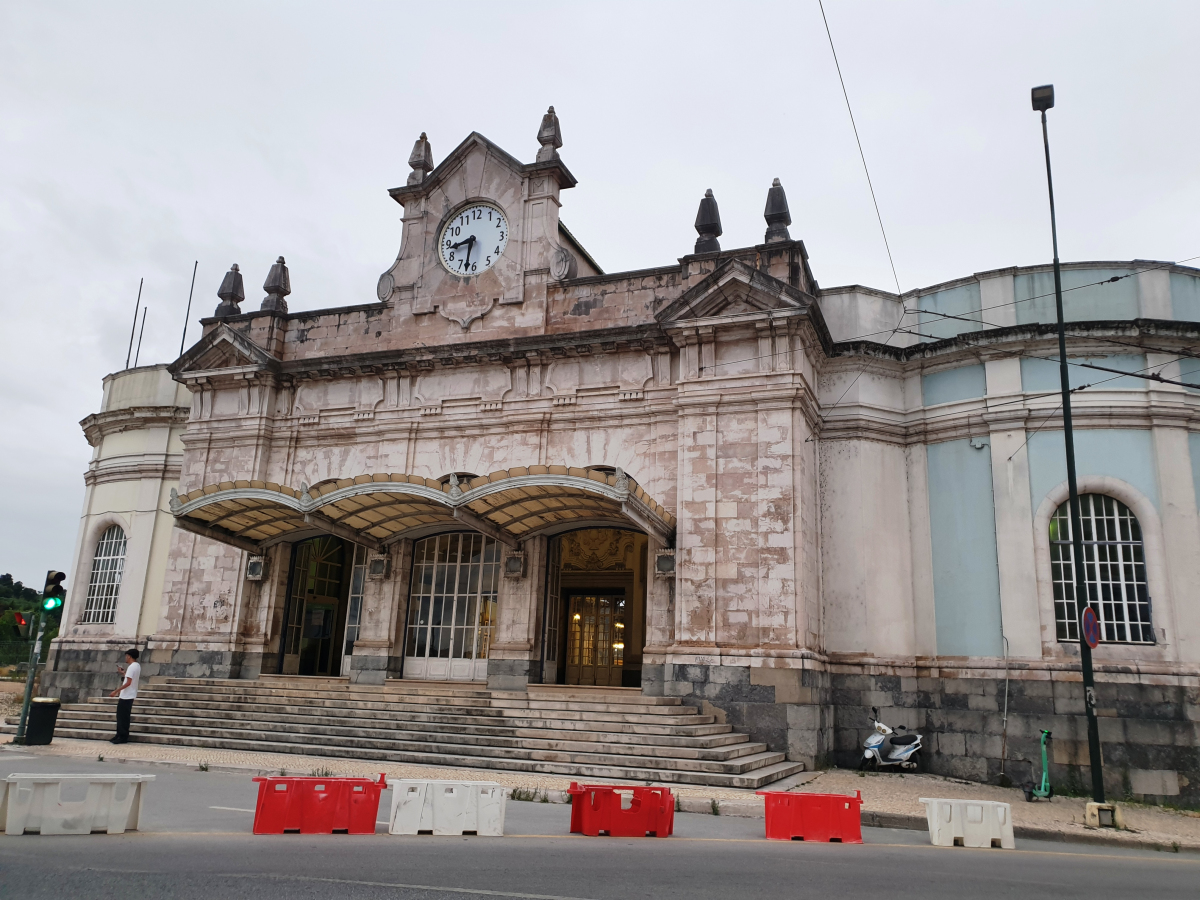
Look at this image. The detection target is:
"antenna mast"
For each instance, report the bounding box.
[125,278,143,369]
[180,260,198,356]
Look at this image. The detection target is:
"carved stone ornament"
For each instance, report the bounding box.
[214,264,245,318]
[561,528,637,572]
[407,132,434,186]
[377,272,395,301]
[261,256,291,313]
[614,467,629,493]
[535,106,562,163]
[169,487,181,513]
[550,245,578,282]
[448,473,463,499]
[438,296,497,331]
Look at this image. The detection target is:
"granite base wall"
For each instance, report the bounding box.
[487,658,534,692]
[40,646,255,702]
[832,672,1200,807]
[657,663,835,769]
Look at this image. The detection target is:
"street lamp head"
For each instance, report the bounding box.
[1031,84,1055,112]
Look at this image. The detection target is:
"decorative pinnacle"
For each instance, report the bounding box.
[407,132,434,185]
[261,256,291,313]
[693,189,722,254]
[536,106,562,162]
[764,178,792,243]
[214,263,245,318]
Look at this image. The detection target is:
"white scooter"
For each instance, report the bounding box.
[859,707,923,771]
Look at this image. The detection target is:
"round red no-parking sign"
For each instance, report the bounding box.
[1081,606,1100,649]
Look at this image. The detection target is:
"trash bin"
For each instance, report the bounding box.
[24,697,61,745]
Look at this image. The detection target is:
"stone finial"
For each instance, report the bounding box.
[763,178,792,243]
[694,189,723,254]
[535,106,562,162]
[214,264,245,318]
[261,256,291,313]
[407,132,434,186]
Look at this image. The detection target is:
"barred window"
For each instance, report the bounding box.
[1051,494,1154,644]
[81,524,127,624]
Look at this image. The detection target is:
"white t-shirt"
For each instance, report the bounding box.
[119,661,141,700]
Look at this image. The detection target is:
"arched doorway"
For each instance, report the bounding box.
[542,528,648,687]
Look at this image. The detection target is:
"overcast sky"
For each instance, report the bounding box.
[1,1,1197,588]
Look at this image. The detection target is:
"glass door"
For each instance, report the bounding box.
[403,533,499,681]
[564,590,626,686]
[281,536,346,676]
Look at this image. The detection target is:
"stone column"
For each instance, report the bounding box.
[487,535,547,690]
[641,532,674,696]
[1151,420,1200,662]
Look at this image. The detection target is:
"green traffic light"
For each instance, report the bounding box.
[42,596,62,611]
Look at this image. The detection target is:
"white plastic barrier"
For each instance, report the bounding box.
[387,780,506,836]
[919,797,1015,849]
[1,774,155,836]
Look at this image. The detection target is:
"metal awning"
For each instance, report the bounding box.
[170,466,675,552]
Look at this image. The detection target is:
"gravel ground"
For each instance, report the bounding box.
[9,737,1199,849]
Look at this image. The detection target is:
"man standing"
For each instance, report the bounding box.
[108,648,141,744]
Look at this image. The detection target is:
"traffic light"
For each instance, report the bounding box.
[42,570,66,611]
[14,611,28,638]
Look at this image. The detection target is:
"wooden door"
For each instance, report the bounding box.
[564,591,626,686]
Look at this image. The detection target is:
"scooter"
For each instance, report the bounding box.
[859,707,923,771]
[1023,729,1054,802]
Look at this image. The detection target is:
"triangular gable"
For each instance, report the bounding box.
[656,259,811,323]
[388,131,577,206]
[170,323,279,378]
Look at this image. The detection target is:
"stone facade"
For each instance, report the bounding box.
[47,114,1200,806]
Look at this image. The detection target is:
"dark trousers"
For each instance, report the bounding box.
[115,698,134,742]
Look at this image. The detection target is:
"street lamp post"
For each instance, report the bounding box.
[1031,83,1105,803]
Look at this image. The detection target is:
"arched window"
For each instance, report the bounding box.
[81,524,127,625]
[1050,494,1153,644]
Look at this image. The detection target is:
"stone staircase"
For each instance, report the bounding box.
[4,677,804,788]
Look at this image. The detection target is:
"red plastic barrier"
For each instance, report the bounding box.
[756,790,863,843]
[567,782,674,837]
[252,774,387,835]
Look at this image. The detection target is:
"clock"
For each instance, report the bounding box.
[438,202,509,276]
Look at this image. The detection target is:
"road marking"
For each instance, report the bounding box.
[75,868,598,900]
[209,806,255,813]
[0,756,36,760]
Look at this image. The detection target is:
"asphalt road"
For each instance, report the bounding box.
[0,748,1195,900]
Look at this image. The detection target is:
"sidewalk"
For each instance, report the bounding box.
[8,736,1199,851]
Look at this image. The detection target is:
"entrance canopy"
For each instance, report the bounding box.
[169,466,675,553]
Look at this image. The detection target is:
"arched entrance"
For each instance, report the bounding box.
[542,528,648,687]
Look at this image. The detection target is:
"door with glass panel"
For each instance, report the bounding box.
[403,533,499,681]
[281,536,346,676]
[564,590,626,686]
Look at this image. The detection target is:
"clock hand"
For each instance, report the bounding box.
[464,234,475,268]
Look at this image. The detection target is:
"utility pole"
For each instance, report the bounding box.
[1031,83,1105,803]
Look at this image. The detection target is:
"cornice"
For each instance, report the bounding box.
[80,406,190,447]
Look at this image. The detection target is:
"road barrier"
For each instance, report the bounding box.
[566,783,674,837]
[1,773,154,835]
[756,790,863,843]
[919,797,1015,849]
[387,780,506,835]
[252,774,386,835]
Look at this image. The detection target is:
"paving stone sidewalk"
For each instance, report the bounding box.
[7,736,1198,851]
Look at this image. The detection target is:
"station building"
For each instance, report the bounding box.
[46,110,1200,802]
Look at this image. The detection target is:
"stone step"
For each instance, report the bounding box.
[26,676,804,788]
[127,691,715,727]
[69,699,733,739]
[47,710,766,762]
[54,704,748,749]
[0,722,802,788]
[140,684,696,715]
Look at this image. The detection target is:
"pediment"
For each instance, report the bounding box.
[389,132,576,207]
[656,259,812,323]
[170,324,279,377]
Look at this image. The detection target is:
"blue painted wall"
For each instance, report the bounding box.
[918,282,982,341]
[922,364,987,406]
[926,439,1004,656]
[1177,357,1200,395]
[1171,272,1200,322]
[1021,354,1146,392]
[1014,268,1138,325]
[1027,428,1159,513]
[1189,433,1200,511]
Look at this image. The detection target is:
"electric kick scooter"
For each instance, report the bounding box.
[1023,729,1054,802]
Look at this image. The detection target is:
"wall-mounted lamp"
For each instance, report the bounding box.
[367,554,390,579]
[503,551,526,579]
[654,549,676,579]
[245,555,267,581]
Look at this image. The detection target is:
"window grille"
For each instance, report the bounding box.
[1051,493,1154,644]
[405,533,499,661]
[81,525,127,624]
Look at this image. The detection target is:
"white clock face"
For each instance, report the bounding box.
[438,203,508,276]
